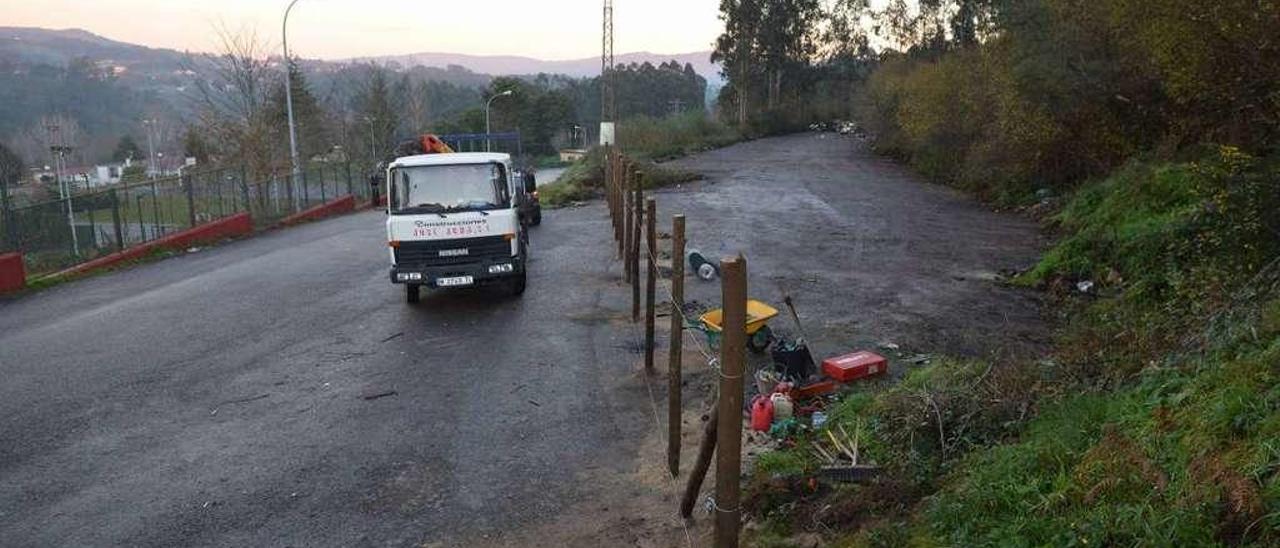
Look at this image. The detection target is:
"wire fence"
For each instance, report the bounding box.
[0,160,376,276]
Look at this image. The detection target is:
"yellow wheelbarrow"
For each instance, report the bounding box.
[693,299,779,354]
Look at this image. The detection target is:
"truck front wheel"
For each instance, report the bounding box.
[507,270,527,296]
[406,283,421,303]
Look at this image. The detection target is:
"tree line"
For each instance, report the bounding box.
[1,30,710,198]
[714,0,1280,200]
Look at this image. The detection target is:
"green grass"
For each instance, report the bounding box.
[616,111,741,161]
[537,112,739,207]
[921,337,1280,546]
[537,147,702,208]
[532,154,571,169]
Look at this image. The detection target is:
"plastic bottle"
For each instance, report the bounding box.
[770,392,794,421]
[811,411,828,429]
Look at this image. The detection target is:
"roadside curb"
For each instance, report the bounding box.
[276,195,356,227]
[16,194,371,293]
[0,252,25,294]
[45,212,254,280]
[353,194,386,212]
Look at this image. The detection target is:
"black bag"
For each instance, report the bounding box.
[771,338,815,381]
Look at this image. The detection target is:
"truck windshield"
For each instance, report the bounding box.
[391,163,507,214]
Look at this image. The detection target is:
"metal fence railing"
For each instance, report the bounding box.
[0,161,371,277]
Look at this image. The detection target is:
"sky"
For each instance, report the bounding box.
[0,0,723,60]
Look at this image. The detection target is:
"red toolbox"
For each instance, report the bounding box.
[822,351,888,382]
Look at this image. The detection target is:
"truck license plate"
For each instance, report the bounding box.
[436,276,474,287]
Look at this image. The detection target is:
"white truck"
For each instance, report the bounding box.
[385,152,532,303]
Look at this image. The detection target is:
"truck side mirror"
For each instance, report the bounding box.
[523,173,536,193]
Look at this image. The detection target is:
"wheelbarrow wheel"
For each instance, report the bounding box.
[747,325,774,354]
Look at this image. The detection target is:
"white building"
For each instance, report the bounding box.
[91,158,134,188]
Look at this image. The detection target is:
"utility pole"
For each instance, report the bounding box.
[46,124,80,257]
[282,0,304,212]
[600,0,616,145]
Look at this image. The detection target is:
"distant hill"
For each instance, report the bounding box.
[353,50,721,83]
[0,27,722,164]
[0,27,185,69]
[0,27,721,83]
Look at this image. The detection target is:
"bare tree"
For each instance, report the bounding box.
[403,78,431,136]
[187,26,282,182]
[8,115,85,173]
[183,26,286,213]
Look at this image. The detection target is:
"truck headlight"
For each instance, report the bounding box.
[488,263,514,274]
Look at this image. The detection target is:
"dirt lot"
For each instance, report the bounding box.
[660,132,1048,362]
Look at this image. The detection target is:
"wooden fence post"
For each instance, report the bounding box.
[610,148,619,242]
[681,404,717,518]
[715,255,747,548]
[622,160,633,280]
[644,197,657,373]
[603,145,613,227]
[631,173,643,322]
[668,214,686,476]
[614,152,623,255]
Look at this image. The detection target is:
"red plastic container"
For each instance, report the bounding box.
[750,395,774,432]
[822,351,888,382]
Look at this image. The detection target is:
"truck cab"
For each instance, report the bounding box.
[386,152,528,303]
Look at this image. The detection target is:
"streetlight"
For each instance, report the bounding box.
[485,90,514,152]
[282,0,304,211]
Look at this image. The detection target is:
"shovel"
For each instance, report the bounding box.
[774,293,816,380]
[782,294,809,343]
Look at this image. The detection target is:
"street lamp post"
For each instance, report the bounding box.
[282,0,304,211]
[485,90,514,152]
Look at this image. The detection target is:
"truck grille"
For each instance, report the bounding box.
[394,236,510,267]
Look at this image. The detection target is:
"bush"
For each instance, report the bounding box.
[617,111,740,161]
[1022,149,1280,376]
[537,146,702,207]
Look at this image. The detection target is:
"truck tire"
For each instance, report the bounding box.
[507,237,529,296]
[406,283,420,303]
[531,208,542,226]
[508,270,527,296]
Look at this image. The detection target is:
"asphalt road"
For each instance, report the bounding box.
[0,133,1046,547]
[0,197,650,546]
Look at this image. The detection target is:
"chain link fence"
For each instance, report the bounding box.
[0,160,374,277]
